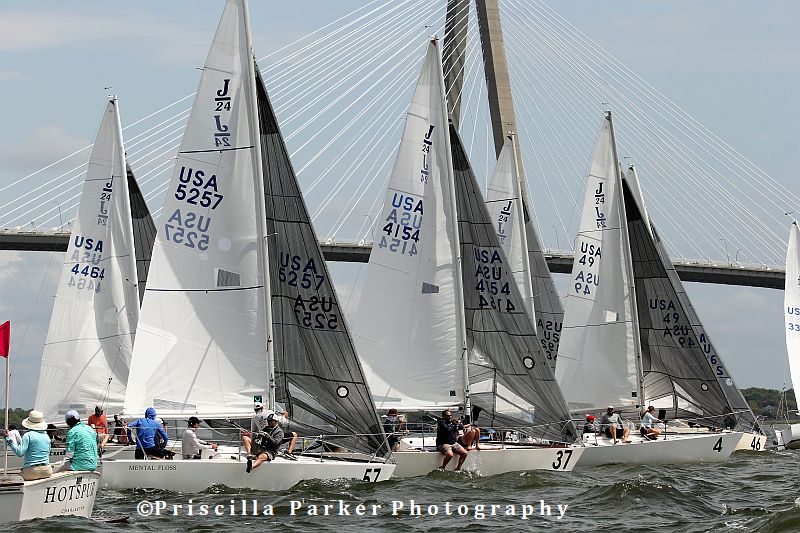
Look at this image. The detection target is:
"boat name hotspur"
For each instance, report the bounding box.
[136,498,569,520]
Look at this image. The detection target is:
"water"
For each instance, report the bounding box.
[11,450,800,532]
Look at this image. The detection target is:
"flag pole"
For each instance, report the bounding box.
[1,321,10,482]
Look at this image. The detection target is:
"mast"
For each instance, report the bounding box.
[242,0,275,409]
[436,38,471,421]
[608,112,645,412]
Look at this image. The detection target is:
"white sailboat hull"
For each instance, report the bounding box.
[100,455,394,492]
[0,471,100,522]
[574,431,742,467]
[774,423,800,450]
[733,431,768,452]
[391,445,584,477]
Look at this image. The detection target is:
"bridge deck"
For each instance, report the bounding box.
[0,231,783,289]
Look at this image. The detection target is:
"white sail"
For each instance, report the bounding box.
[785,222,800,395]
[485,141,534,321]
[556,115,638,411]
[35,98,140,419]
[352,40,463,411]
[124,0,268,418]
[485,138,564,367]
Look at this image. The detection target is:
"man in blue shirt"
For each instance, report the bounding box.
[127,407,169,459]
[6,409,52,480]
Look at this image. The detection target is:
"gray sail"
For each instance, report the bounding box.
[523,205,564,364]
[451,124,575,443]
[256,70,387,455]
[622,179,745,428]
[125,162,156,304]
[622,178,757,431]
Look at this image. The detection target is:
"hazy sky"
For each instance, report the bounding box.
[0,1,797,408]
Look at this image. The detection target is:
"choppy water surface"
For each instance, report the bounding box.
[10,450,800,532]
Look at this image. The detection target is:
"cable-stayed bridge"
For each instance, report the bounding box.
[1,0,796,289]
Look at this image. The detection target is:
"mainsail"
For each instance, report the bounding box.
[451,125,576,443]
[124,0,269,418]
[784,223,800,406]
[256,70,386,454]
[35,97,140,419]
[626,166,756,430]
[623,174,741,428]
[556,114,639,412]
[484,139,564,368]
[352,40,464,412]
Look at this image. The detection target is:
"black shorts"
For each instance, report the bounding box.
[604,428,623,439]
[135,446,168,460]
[251,441,276,460]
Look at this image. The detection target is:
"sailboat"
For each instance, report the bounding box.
[624,164,766,453]
[556,113,742,466]
[100,0,393,492]
[484,137,564,368]
[352,38,582,478]
[776,222,800,449]
[0,98,139,520]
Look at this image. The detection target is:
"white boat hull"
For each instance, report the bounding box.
[774,423,800,450]
[574,431,742,467]
[391,445,584,477]
[0,470,100,521]
[100,455,394,492]
[733,431,768,452]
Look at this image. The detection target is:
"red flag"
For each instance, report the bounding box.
[0,321,9,358]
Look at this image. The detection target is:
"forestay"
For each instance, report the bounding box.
[256,70,386,455]
[451,125,575,443]
[124,0,268,418]
[352,41,464,412]
[785,222,800,398]
[556,115,638,412]
[35,98,140,419]
[484,139,563,367]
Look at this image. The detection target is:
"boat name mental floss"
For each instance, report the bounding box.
[43,477,97,504]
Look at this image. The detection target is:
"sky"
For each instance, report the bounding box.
[0,1,798,408]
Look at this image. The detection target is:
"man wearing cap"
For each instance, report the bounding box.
[87,405,109,450]
[246,410,284,473]
[600,406,630,443]
[583,414,598,434]
[57,410,98,472]
[242,402,264,456]
[127,407,169,459]
[182,416,218,459]
[5,409,52,480]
